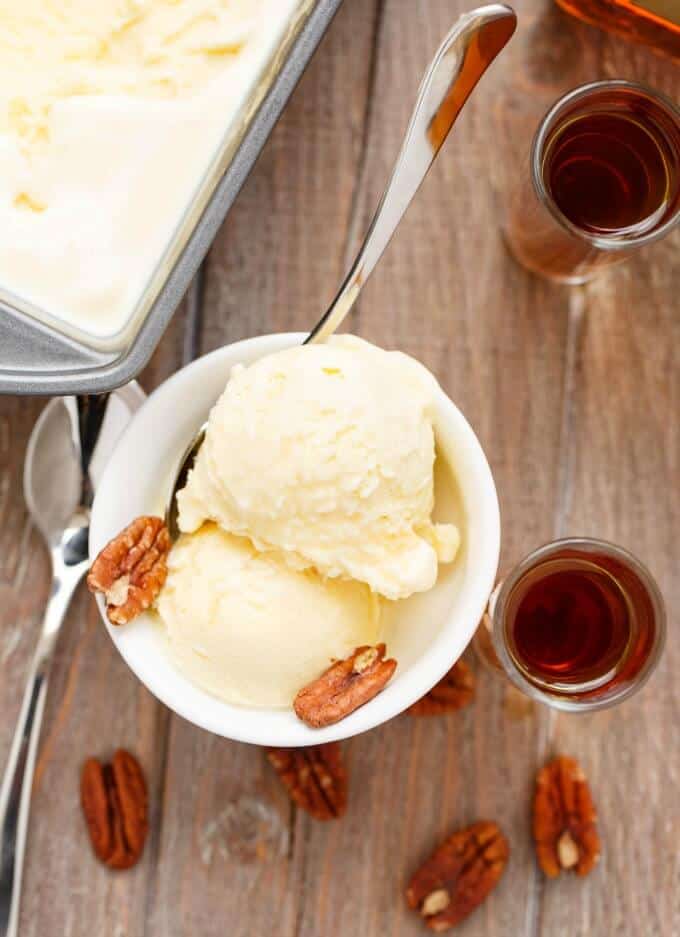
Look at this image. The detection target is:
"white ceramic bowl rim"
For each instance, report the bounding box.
[90,333,501,746]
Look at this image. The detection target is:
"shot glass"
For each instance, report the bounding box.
[474,538,666,712]
[504,80,680,283]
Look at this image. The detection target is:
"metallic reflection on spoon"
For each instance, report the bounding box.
[166,426,206,542]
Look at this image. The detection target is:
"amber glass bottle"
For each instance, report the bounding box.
[555,0,680,60]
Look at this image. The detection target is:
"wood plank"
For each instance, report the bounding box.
[539,31,680,937]
[284,1,576,933]
[0,397,50,771]
[149,1,601,934]
[12,296,191,937]
[198,1,383,353]
[140,296,197,393]
[145,3,384,935]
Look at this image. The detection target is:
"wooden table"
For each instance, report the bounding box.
[1,2,678,935]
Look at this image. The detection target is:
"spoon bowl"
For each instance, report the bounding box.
[23,399,82,547]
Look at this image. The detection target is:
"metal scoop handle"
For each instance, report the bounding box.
[305,4,516,345]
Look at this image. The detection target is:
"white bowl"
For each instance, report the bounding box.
[90,333,500,746]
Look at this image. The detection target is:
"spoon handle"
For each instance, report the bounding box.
[0,581,78,937]
[305,4,516,345]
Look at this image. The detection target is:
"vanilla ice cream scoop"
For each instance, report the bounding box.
[157,524,381,708]
[177,335,459,600]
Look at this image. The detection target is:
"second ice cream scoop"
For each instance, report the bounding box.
[158,524,381,708]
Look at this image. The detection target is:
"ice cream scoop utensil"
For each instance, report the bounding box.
[306,4,516,342]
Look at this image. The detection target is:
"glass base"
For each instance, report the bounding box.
[502,229,610,284]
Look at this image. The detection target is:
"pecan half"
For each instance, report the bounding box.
[80,750,149,869]
[533,755,601,877]
[293,644,397,728]
[406,821,509,932]
[408,659,475,716]
[88,516,170,625]
[267,743,347,820]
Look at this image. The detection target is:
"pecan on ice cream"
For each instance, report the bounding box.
[294,644,397,728]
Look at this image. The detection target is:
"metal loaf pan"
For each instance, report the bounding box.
[0,0,343,396]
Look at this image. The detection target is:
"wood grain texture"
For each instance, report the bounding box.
[198,0,383,352]
[277,2,572,935]
[0,2,676,936]
[538,240,680,937]
[538,29,680,937]
[146,4,385,936]
[0,396,50,767]
[10,299,190,937]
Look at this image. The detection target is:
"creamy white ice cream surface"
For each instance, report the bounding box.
[0,0,303,337]
[178,335,460,601]
[157,524,382,708]
[156,336,461,707]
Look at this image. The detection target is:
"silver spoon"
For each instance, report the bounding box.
[0,388,144,937]
[166,3,517,539]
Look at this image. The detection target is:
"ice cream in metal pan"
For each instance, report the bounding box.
[0,0,307,341]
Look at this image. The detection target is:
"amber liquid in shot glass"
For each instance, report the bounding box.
[505,80,680,283]
[546,109,672,238]
[484,539,666,712]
